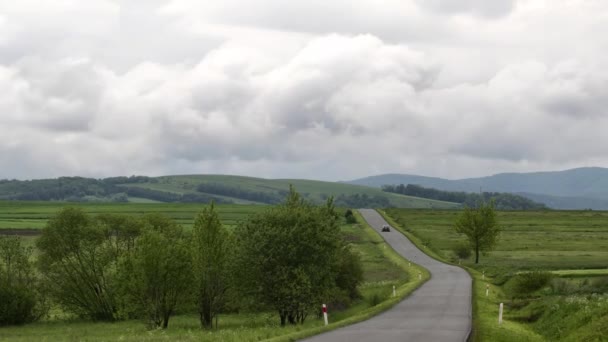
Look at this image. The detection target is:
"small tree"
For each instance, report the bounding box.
[192,203,231,329]
[117,214,192,329]
[0,237,47,325]
[454,201,501,264]
[37,208,120,321]
[234,186,359,326]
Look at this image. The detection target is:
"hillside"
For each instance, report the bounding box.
[348,167,608,209]
[0,175,459,209]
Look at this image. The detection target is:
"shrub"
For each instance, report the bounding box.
[452,243,471,260]
[344,209,357,224]
[508,271,553,297]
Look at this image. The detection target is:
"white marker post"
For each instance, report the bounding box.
[322,304,328,326]
[486,284,489,297]
[482,271,485,280]
[392,285,396,297]
[498,303,503,325]
[408,262,411,267]
[418,272,422,280]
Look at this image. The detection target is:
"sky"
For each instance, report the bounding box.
[1,0,607,181]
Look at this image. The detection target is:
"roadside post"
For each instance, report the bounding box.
[498,303,503,324]
[393,285,396,297]
[322,304,328,326]
[486,284,489,297]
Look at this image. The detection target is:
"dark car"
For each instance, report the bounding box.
[381,225,390,232]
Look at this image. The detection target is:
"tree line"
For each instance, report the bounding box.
[0,187,363,329]
[382,184,547,210]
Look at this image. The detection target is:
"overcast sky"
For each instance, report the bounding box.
[1,0,607,181]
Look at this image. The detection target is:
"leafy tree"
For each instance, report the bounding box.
[117,214,192,329]
[454,201,501,264]
[234,186,360,326]
[191,203,231,329]
[37,208,121,321]
[0,237,47,325]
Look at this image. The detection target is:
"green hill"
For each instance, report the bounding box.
[0,175,459,209]
[347,167,608,209]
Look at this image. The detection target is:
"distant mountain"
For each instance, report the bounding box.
[347,167,608,210]
[0,175,459,209]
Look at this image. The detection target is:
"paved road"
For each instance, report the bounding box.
[304,209,471,342]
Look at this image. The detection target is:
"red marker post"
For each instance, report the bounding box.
[322,304,328,326]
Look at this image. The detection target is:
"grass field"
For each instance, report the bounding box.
[384,209,608,270]
[0,201,265,230]
[0,206,426,341]
[383,208,608,341]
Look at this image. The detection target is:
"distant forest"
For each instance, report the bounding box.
[382,184,548,210]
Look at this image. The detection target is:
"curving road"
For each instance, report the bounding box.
[305,209,471,342]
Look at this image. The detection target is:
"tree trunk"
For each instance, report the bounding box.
[475,245,479,264]
[280,311,287,327]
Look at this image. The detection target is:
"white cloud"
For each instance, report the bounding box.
[1,0,608,180]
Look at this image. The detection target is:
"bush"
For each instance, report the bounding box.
[452,243,471,260]
[508,271,553,297]
[344,209,357,224]
[0,237,47,326]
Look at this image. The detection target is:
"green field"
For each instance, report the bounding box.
[384,208,608,341]
[0,201,264,230]
[385,209,608,270]
[0,206,426,341]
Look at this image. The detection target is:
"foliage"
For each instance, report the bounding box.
[0,237,46,325]
[383,184,547,210]
[344,209,357,224]
[234,187,362,326]
[36,208,122,321]
[453,201,501,263]
[507,271,553,297]
[452,243,472,260]
[191,203,232,328]
[116,214,192,329]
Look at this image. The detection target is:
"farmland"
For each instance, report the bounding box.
[0,201,263,230]
[384,208,608,341]
[0,205,425,341]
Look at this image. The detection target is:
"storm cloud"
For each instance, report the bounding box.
[1,0,608,181]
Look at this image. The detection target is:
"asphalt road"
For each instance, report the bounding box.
[304,209,471,342]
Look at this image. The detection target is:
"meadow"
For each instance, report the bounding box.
[0,206,426,341]
[0,201,262,230]
[383,208,608,341]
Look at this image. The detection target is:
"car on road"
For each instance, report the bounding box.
[381,225,390,232]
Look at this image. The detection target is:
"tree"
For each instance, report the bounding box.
[117,214,192,329]
[0,237,47,325]
[37,208,121,321]
[192,203,231,329]
[234,186,360,326]
[454,201,501,264]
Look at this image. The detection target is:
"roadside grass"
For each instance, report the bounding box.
[0,208,427,341]
[378,209,545,342]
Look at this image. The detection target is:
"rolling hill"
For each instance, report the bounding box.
[347,167,608,209]
[0,175,459,209]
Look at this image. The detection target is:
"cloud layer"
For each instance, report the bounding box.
[1,0,608,180]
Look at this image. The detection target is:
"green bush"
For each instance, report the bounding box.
[452,243,471,260]
[344,209,357,224]
[508,271,553,297]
